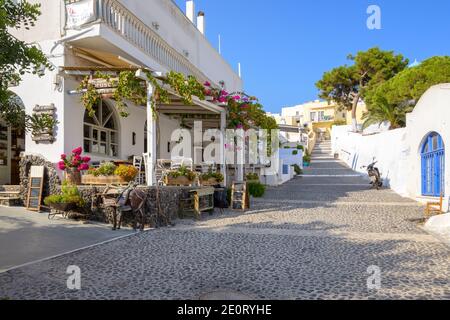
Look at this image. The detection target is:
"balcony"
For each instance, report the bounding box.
[64,0,241,90]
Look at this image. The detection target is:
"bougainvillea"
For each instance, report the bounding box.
[58,147,90,172]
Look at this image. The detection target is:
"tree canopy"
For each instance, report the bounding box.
[0,0,52,127]
[362,56,450,129]
[316,47,409,130]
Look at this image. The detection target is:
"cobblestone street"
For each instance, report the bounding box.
[0,141,449,300]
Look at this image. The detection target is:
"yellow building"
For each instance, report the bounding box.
[271,100,367,139]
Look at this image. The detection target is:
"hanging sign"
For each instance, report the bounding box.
[66,0,96,29]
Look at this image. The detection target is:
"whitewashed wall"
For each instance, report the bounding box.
[332,126,410,196]
[332,83,450,218]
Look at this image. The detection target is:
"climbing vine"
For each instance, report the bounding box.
[78,70,205,119]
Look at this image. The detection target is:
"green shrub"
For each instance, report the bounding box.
[167,165,197,181]
[200,171,224,183]
[303,154,311,163]
[296,145,304,150]
[247,182,266,198]
[292,150,298,155]
[94,162,117,176]
[44,182,85,207]
[246,173,259,181]
[292,164,303,175]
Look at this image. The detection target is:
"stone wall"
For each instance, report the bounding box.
[56,185,192,228]
[19,154,61,205]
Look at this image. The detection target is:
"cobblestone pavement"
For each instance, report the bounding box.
[0,142,449,300]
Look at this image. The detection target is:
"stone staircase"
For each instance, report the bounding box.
[311,140,333,160]
[0,185,22,207]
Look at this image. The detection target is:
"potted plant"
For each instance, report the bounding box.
[165,166,197,186]
[82,162,133,185]
[200,171,224,186]
[44,182,85,212]
[58,147,90,185]
[114,165,139,183]
[303,153,311,167]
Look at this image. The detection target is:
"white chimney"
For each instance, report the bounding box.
[197,11,205,34]
[186,1,195,24]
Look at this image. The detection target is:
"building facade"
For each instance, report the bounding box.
[270,100,367,144]
[4,0,242,185]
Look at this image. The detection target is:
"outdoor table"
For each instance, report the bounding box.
[179,187,215,219]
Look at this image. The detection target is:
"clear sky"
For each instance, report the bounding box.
[175,0,450,113]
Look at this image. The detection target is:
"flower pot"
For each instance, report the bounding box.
[165,176,194,186]
[65,169,82,185]
[81,175,128,185]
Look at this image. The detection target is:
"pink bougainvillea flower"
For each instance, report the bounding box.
[78,163,89,171]
[72,147,83,156]
[218,97,227,103]
[61,154,67,160]
[204,81,211,87]
[220,90,229,96]
[82,156,91,163]
[58,161,66,170]
[233,95,240,101]
[236,124,244,129]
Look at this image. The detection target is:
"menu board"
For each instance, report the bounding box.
[26,166,44,212]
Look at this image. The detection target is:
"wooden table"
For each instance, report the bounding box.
[179,187,215,220]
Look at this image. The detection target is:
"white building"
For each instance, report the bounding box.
[5,0,242,185]
[332,84,450,237]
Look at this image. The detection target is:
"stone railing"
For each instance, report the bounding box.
[65,0,209,82]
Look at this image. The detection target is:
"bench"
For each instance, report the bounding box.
[425,194,444,218]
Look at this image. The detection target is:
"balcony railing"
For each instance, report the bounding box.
[65,0,208,82]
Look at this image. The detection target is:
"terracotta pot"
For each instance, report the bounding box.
[65,169,82,185]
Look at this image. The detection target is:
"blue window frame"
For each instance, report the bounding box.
[421,133,445,197]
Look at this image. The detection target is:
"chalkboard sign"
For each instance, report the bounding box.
[231,182,250,211]
[26,166,44,212]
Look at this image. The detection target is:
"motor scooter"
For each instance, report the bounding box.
[362,158,383,190]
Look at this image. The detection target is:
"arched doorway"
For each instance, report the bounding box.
[0,92,26,185]
[421,132,445,197]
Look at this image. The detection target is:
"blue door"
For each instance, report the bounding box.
[421,133,445,197]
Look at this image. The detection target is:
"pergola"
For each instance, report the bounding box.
[63,66,232,186]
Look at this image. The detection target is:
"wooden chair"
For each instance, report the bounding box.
[133,156,144,185]
[425,193,444,218]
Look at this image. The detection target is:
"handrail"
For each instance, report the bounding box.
[65,0,209,83]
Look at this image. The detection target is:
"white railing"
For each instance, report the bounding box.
[65,0,208,82]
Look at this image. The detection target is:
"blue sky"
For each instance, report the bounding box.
[175,0,450,113]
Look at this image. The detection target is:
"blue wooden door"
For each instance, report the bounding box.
[421,133,445,197]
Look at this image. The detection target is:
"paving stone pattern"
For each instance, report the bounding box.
[0,140,449,300]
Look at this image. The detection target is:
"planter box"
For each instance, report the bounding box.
[165,176,194,186]
[82,174,128,185]
[200,178,222,187]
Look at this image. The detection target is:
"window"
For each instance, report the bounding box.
[83,100,119,157]
[318,111,325,122]
[310,112,317,122]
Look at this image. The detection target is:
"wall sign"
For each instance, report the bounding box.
[66,0,96,30]
[32,104,57,144]
[26,166,45,212]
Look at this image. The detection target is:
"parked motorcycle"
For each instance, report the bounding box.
[362,159,383,190]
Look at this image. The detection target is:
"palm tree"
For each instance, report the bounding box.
[362,97,413,130]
